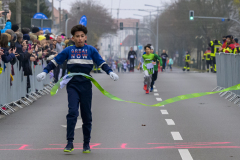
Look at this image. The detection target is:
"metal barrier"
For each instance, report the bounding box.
[0,60,54,116]
[215,53,240,105]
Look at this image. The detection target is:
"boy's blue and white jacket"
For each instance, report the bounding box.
[43,45,112,82]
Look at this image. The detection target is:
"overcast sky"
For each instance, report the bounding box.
[54,0,173,19]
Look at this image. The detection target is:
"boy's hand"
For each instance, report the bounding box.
[37,72,47,82]
[109,72,119,81]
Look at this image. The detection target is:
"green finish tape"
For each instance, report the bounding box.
[51,73,240,107]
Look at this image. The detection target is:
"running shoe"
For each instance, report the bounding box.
[83,143,91,153]
[64,142,74,152]
[143,85,147,90]
[146,90,149,94]
[150,88,153,92]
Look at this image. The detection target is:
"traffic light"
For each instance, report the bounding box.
[120,22,123,30]
[65,14,68,21]
[120,43,122,45]
[189,10,194,20]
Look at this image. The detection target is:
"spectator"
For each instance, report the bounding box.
[30,27,40,40]
[5,29,15,41]
[11,24,19,33]
[54,35,64,81]
[168,57,174,71]
[61,42,66,49]
[39,30,44,35]
[220,35,236,53]
[1,10,12,34]
[21,41,34,93]
[0,33,17,64]
[15,32,25,70]
[66,38,75,47]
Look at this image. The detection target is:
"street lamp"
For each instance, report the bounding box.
[65,18,71,38]
[133,14,146,17]
[138,9,158,25]
[145,4,160,54]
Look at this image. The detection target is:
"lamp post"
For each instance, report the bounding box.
[65,18,71,38]
[138,9,158,28]
[145,4,160,54]
[57,0,63,32]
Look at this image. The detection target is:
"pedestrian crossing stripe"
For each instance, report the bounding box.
[50,73,240,107]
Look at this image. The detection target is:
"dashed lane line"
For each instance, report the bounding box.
[154,88,193,159]
[165,119,175,125]
[171,132,183,140]
[160,110,169,114]
[178,149,194,160]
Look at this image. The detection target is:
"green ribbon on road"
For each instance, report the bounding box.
[51,73,240,107]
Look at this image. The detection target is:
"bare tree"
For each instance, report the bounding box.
[152,0,239,69]
[68,0,117,45]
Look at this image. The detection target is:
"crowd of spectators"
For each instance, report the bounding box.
[0,10,73,95]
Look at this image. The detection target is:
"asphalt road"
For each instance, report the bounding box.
[1,68,240,160]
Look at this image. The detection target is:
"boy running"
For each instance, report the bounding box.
[36,25,119,153]
[137,45,162,94]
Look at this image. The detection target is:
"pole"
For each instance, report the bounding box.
[52,0,54,28]
[136,22,139,65]
[194,16,240,25]
[57,0,62,33]
[156,6,159,54]
[16,0,21,29]
[65,18,71,38]
[110,36,112,56]
[37,0,40,13]
[59,7,61,32]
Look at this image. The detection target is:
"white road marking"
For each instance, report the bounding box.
[160,110,169,114]
[165,119,175,125]
[178,149,194,160]
[154,89,158,92]
[171,132,183,140]
[61,119,83,129]
[154,93,159,96]
[156,98,162,101]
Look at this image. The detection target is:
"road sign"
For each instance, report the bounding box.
[33,12,48,19]
[79,15,87,26]
[31,19,52,33]
[32,13,51,33]
[138,45,143,50]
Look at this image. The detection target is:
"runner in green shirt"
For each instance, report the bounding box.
[138,45,161,94]
[150,46,162,92]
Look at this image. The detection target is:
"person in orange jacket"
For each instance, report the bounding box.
[220,35,236,54]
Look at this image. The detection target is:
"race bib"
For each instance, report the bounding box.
[147,63,154,69]
[130,55,135,58]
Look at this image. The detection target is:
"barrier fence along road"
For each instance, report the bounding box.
[215,53,240,104]
[0,60,54,116]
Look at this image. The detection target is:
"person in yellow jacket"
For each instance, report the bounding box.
[209,40,222,73]
[202,48,212,72]
[183,51,190,71]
